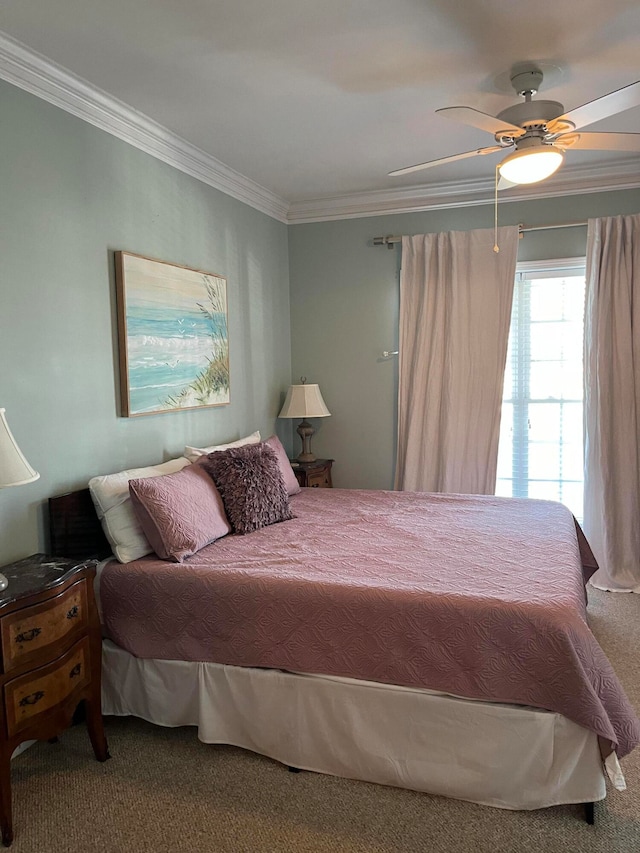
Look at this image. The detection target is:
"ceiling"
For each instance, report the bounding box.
[1,0,639,221]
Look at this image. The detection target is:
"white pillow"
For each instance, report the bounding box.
[89,456,190,563]
[184,430,261,463]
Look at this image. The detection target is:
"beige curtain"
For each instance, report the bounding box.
[584,214,640,592]
[395,226,519,493]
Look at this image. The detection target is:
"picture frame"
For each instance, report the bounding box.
[115,252,229,417]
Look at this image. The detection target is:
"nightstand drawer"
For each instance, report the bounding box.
[4,637,91,737]
[293,459,333,488]
[306,470,332,488]
[1,579,88,674]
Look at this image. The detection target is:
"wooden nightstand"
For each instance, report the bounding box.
[0,554,109,846]
[291,459,333,489]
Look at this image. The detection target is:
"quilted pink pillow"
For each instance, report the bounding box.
[264,435,301,495]
[129,464,231,562]
[200,442,294,535]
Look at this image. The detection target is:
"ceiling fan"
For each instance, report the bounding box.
[389,65,640,187]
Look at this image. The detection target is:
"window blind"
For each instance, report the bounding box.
[496,261,586,520]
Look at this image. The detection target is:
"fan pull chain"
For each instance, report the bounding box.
[493,165,500,253]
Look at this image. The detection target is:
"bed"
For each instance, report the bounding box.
[48,473,640,820]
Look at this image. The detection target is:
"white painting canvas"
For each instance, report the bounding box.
[116,252,229,416]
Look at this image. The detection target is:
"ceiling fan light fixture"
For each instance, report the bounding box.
[498,146,564,185]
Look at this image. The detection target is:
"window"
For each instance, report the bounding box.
[496,260,586,520]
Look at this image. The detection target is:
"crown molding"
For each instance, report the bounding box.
[0,31,290,223]
[286,159,640,223]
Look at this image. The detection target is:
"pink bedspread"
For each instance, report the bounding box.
[100,489,640,758]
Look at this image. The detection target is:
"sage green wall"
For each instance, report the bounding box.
[288,188,640,490]
[0,80,291,564]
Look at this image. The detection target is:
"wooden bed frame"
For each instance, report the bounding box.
[47,487,600,824]
[48,489,110,560]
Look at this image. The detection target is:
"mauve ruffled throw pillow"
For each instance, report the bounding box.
[200,443,294,535]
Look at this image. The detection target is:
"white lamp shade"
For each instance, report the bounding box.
[0,408,40,488]
[278,384,331,419]
[498,146,564,185]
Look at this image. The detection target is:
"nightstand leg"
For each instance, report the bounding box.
[0,745,13,847]
[85,698,110,762]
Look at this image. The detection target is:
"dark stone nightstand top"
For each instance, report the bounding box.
[0,554,96,607]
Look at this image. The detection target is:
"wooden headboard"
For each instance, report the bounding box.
[48,489,111,560]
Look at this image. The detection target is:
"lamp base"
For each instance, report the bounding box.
[296,419,316,462]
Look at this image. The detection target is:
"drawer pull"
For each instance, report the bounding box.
[66,606,79,620]
[311,483,320,488]
[15,628,41,644]
[19,690,45,707]
[69,663,82,679]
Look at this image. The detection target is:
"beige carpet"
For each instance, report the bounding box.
[9,587,640,853]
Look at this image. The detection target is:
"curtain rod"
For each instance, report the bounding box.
[372,220,588,247]
[518,220,587,233]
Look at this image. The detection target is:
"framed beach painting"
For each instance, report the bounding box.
[115,252,229,416]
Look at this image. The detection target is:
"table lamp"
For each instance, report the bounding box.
[278,379,330,463]
[0,408,40,590]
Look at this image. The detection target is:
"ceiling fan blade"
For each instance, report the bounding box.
[555,131,640,152]
[436,107,525,138]
[388,146,504,177]
[547,80,640,133]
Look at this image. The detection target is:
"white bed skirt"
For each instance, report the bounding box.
[101,640,610,810]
